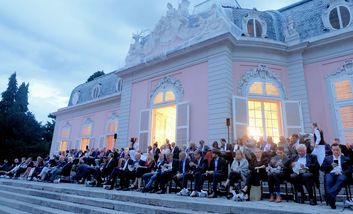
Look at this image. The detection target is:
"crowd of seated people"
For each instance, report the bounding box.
[0,131,353,210]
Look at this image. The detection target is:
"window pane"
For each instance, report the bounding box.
[60,141,68,152]
[344,130,353,144]
[340,6,350,28]
[329,7,340,29]
[335,80,353,100]
[249,82,263,94]
[247,19,255,37]
[106,135,114,150]
[255,20,262,37]
[266,83,280,96]
[165,91,176,102]
[339,105,353,128]
[153,92,163,104]
[80,138,90,151]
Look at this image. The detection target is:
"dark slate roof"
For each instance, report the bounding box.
[68,72,119,107]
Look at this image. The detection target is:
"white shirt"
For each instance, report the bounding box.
[314,128,321,145]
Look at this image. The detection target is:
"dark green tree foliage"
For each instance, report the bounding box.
[0,73,54,161]
[86,70,105,82]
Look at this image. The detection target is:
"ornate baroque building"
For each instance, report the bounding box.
[51,0,353,154]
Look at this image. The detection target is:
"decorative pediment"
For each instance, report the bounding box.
[150,76,184,103]
[125,0,235,67]
[238,64,286,98]
[327,59,353,78]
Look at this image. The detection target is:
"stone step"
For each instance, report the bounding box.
[0,189,126,214]
[0,203,30,214]
[0,195,72,214]
[0,184,209,214]
[0,179,351,214]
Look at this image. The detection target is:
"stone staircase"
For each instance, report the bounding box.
[0,179,351,214]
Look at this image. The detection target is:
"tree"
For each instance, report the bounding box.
[86,70,105,82]
[0,73,52,161]
[0,72,18,113]
[14,82,29,112]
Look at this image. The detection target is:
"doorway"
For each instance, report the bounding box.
[151,104,176,145]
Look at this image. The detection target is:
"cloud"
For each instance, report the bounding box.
[0,0,299,122]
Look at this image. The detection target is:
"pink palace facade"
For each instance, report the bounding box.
[50,0,353,155]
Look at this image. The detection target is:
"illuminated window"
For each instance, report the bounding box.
[247,19,262,37]
[165,91,176,102]
[59,125,70,151]
[335,80,353,100]
[59,141,68,152]
[81,119,93,151]
[249,82,263,94]
[248,100,281,143]
[331,74,353,144]
[329,6,350,29]
[153,92,163,104]
[249,82,280,97]
[106,115,118,150]
[153,90,176,105]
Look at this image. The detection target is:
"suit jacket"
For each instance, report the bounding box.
[291,154,319,174]
[177,159,190,174]
[320,155,352,177]
[120,159,134,171]
[172,146,180,160]
[209,157,227,176]
[260,142,277,152]
[102,159,117,175]
[192,157,208,174]
[153,148,161,161]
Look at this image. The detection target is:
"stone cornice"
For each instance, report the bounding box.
[53,94,120,116]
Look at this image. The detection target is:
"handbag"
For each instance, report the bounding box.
[250,185,261,201]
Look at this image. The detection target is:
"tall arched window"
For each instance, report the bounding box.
[81,119,93,151]
[247,81,282,143]
[328,60,353,144]
[247,19,263,38]
[59,123,71,152]
[234,65,303,144]
[105,114,118,150]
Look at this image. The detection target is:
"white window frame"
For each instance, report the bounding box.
[91,83,102,99]
[328,76,353,144]
[242,10,267,38]
[105,113,119,150]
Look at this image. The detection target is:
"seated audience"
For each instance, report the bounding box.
[174,152,191,194]
[321,143,352,209]
[188,150,208,197]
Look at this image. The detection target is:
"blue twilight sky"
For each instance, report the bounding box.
[0,0,299,123]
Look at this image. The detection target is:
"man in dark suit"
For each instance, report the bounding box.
[198,149,227,198]
[156,153,179,194]
[171,142,180,160]
[174,152,191,194]
[189,150,208,197]
[152,143,161,162]
[219,138,233,152]
[93,153,117,186]
[321,144,352,209]
[105,153,134,190]
[290,144,319,205]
